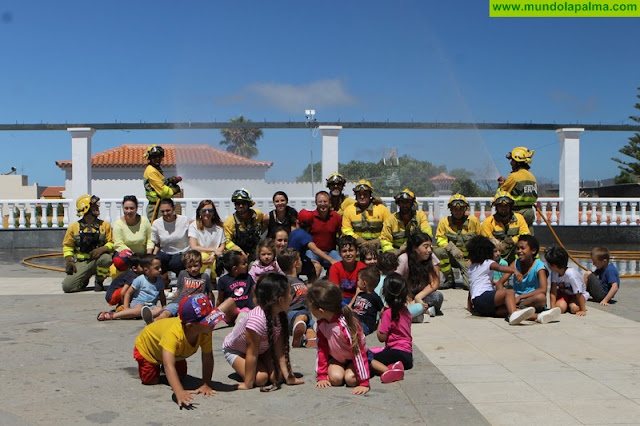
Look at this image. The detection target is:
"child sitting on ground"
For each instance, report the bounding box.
[329,235,367,306]
[546,246,589,316]
[375,251,399,304]
[248,238,283,283]
[277,248,317,348]
[490,239,509,288]
[584,246,620,306]
[466,236,560,324]
[370,273,413,383]
[497,235,554,322]
[104,253,142,310]
[222,273,304,391]
[349,266,384,336]
[217,250,256,324]
[308,280,372,395]
[359,245,378,267]
[153,250,218,324]
[133,294,225,408]
[97,254,166,321]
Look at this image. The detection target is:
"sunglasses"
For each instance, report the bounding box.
[201,208,214,214]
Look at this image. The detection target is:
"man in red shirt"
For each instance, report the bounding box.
[307,191,342,269]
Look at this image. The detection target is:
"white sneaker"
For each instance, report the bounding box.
[536,307,561,324]
[427,306,436,318]
[508,306,535,325]
[412,313,425,323]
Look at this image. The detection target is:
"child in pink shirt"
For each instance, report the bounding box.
[369,273,411,383]
[222,273,303,391]
[307,280,371,395]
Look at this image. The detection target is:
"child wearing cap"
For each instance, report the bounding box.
[133,294,225,408]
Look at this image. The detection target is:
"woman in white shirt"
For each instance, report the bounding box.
[188,199,226,277]
[151,198,189,279]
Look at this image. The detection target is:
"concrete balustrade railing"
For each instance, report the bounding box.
[2,196,639,229]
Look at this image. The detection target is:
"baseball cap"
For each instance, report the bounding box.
[112,249,133,271]
[297,209,315,225]
[178,294,221,327]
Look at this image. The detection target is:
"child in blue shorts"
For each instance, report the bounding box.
[154,250,219,324]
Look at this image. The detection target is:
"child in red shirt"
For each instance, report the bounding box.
[328,235,366,306]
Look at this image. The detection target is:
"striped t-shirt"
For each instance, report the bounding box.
[222,305,282,355]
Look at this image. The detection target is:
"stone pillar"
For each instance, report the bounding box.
[319,126,342,184]
[68,127,96,202]
[556,128,584,226]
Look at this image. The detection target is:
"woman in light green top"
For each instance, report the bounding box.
[113,195,153,255]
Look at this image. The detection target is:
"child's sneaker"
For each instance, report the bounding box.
[536,307,561,324]
[381,362,404,383]
[141,306,153,325]
[427,306,436,318]
[508,306,535,325]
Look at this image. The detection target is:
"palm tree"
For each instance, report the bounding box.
[219,115,263,158]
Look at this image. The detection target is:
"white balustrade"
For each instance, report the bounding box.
[1,196,639,229]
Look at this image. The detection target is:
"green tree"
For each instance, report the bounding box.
[219,115,262,158]
[612,86,640,182]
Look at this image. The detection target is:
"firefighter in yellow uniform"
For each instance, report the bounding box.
[341,180,390,250]
[326,172,356,215]
[380,188,432,254]
[62,195,114,293]
[433,194,481,290]
[500,146,538,232]
[480,190,530,264]
[143,145,182,222]
[223,189,265,262]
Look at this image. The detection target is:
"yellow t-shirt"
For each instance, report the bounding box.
[134,317,212,364]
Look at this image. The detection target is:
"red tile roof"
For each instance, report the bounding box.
[56,144,273,169]
[39,186,65,199]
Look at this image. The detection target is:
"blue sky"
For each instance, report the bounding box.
[1,0,638,187]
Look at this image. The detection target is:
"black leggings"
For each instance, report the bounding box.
[373,349,413,370]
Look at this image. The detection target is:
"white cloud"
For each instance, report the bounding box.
[222,79,357,113]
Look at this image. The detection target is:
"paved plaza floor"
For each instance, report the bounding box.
[1,249,640,425]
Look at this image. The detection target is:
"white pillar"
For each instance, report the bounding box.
[319,126,342,184]
[556,128,584,226]
[68,127,95,202]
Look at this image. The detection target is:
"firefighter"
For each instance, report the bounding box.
[480,190,530,264]
[433,193,481,290]
[143,145,182,222]
[380,188,432,254]
[62,195,114,293]
[223,188,265,262]
[325,172,355,215]
[500,146,538,231]
[341,179,390,251]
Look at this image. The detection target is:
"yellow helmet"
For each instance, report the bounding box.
[394,188,416,204]
[144,144,165,160]
[353,179,374,194]
[76,194,99,217]
[325,172,346,187]
[447,193,469,208]
[492,190,515,206]
[507,146,534,164]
